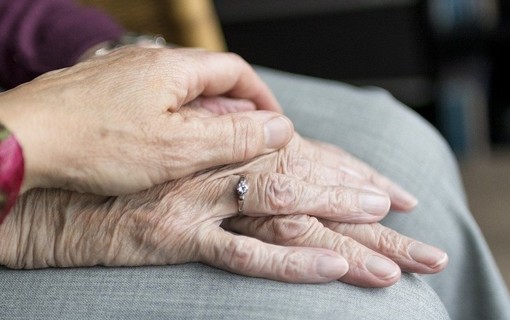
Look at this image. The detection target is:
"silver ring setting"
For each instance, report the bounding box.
[236,175,249,214]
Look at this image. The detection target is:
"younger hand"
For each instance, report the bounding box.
[0,47,290,195]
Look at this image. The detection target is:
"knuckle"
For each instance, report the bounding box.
[331,189,357,213]
[375,228,405,254]
[279,251,306,280]
[335,236,365,261]
[270,215,319,244]
[263,174,299,213]
[230,116,259,161]
[221,237,258,272]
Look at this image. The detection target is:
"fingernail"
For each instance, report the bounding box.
[365,256,400,280]
[409,242,448,268]
[264,116,293,149]
[317,255,349,278]
[391,184,418,208]
[360,193,391,215]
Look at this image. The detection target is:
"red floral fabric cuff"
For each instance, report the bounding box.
[0,124,24,224]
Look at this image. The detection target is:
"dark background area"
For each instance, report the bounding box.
[214,0,510,157]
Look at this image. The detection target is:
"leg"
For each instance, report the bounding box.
[256,67,510,320]
[0,264,447,320]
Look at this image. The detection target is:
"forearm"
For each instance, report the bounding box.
[0,188,109,269]
[0,185,170,270]
[0,0,124,88]
[0,188,63,268]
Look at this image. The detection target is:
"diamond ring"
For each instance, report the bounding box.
[236,175,248,214]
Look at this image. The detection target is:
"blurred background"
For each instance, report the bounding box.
[83,0,510,289]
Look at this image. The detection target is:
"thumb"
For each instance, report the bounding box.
[186,111,294,168]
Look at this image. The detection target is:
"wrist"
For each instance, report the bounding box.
[0,123,24,224]
[0,92,47,194]
[0,189,71,268]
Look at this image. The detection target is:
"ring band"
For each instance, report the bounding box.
[236,175,249,214]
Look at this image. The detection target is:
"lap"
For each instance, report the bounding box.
[0,264,448,320]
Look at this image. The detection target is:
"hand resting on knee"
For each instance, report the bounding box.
[0,107,447,288]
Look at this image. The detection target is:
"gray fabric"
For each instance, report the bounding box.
[1,67,507,319]
[0,265,447,320]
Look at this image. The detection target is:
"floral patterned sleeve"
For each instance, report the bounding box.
[0,123,24,224]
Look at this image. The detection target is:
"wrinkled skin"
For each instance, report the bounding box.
[0,108,447,287]
[0,47,292,195]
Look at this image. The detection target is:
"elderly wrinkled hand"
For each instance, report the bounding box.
[223,215,448,288]
[0,47,291,196]
[0,108,447,286]
[222,130,447,287]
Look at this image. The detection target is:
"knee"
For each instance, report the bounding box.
[364,87,445,150]
[268,274,449,320]
[356,87,459,178]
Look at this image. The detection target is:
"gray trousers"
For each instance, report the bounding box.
[1,68,509,319]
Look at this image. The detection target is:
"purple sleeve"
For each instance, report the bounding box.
[0,0,125,89]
